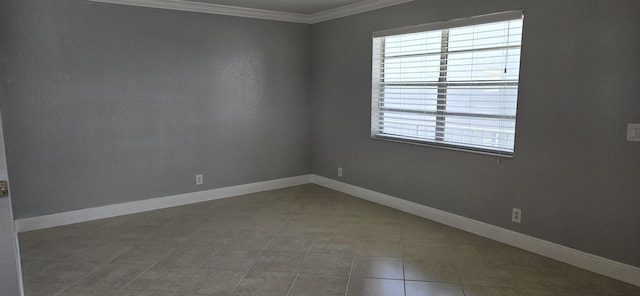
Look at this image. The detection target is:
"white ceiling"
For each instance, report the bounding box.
[193,0,369,15]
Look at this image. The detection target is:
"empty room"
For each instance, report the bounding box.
[1,0,639,295]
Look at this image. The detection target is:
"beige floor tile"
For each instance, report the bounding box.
[109,242,174,265]
[244,220,286,233]
[22,282,67,296]
[178,269,244,295]
[346,277,404,296]
[146,224,198,244]
[520,289,585,296]
[320,218,361,234]
[310,234,357,255]
[20,259,59,282]
[511,266,581,292]
[280,220,323,234]
[18,226,92,242]
[405,281,465,296]
[359,225,403,241]
[121,291,178,296]
[201,248,262,270]
[155,242,221,269]
[76,242,132,264]
[56,287,127,296]
[83,229,151,244]
[28,261,97,285]
[403,241,452,262]
[352,257,404,279]
[449,244,491,265]
[301,253,353,276]
[266,233,315,253]
[563,265,640,296]
[125,266,197,292]
[76,264,149,288]
[250,251,306,272]
[289,273,349,296]
[456,264,518,287]
[356,239,403,258]
[190,226,238,240]
[403,259,459,283]
[224,230,275,250]
[494,248,566,270]
[462,285,526,296]
[400,229,449,244]
[230,270,296,296]
[18,185,639,296]
[20,240,79,261]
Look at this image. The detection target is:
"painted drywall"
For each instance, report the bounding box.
[2,0,639,271]
[0,12,23,296]
[0,0,311,219]
[310,0,640,266]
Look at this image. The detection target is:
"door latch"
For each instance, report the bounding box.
[0,180,8,196]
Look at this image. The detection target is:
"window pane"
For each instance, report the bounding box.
[383,55,440,82]
[505,48,521,80]
[385,31,442,56]
[448,49,512,82]
[372,12,523,155]
[444,116,515,151]
[380,111,436,140]
[446,86,518,116]
[382,87,438,112]
[449,19,522,52]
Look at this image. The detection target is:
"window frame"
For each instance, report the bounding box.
[371,11,524,157]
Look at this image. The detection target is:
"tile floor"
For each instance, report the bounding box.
[18,184,640,296]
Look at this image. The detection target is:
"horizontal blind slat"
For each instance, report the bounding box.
[372,12,523,155]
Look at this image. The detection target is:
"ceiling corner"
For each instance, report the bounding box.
[88,0,415,24]
[311,0,415,23]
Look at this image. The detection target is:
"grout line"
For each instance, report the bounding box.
[344,251,358,296]
[401,237,406,295]
[53,240,176,295]
[285,216,326,296]
[120,241,183,291]
[227,212,289,295]
[343,217,363,296]
[173,235,233,293]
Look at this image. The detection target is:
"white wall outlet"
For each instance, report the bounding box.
[337,167,343,177]
[512,208,522,223]
[627,124,640,142]
[195,174,203,185]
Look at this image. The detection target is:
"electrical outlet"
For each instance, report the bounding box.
[627,124,640,142]
[512,208,522,223]
[337,167,343,177]
[195,174,203,185]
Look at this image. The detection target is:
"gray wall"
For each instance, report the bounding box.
[0,10,21,295]
[0,0,311,219]
[310,0,640,266]
[2,0,639,270]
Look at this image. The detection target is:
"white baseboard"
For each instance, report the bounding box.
[14,173,639,286]
[15,175,312,233]
[310,175,640,287]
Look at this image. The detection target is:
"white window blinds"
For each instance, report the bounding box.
[371,11,524,156]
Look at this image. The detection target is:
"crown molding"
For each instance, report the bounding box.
[89,0,312,23]
[88,0,415,24]
[311,0,414,23]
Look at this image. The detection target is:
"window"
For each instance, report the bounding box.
[371,11,524,156]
